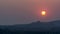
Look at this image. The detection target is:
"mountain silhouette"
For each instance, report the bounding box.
[0,20,60,32]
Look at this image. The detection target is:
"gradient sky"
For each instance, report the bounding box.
[0,0,60,25]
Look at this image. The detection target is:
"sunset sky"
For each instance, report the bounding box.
[0,0,60,25]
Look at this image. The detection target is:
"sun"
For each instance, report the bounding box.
[41,10,46,16]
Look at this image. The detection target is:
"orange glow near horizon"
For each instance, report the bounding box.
[41,10,46,16]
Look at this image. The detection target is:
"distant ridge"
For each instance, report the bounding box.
[0,20,60,31]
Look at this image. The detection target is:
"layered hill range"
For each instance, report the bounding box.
[0,20,60,32]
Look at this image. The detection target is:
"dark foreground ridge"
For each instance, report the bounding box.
[0,20,60,34]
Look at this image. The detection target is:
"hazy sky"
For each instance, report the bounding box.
[0,0,60,25]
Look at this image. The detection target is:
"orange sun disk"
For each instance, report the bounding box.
[41,10,46,16]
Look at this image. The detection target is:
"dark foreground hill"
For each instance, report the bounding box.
[0,20,60,34]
